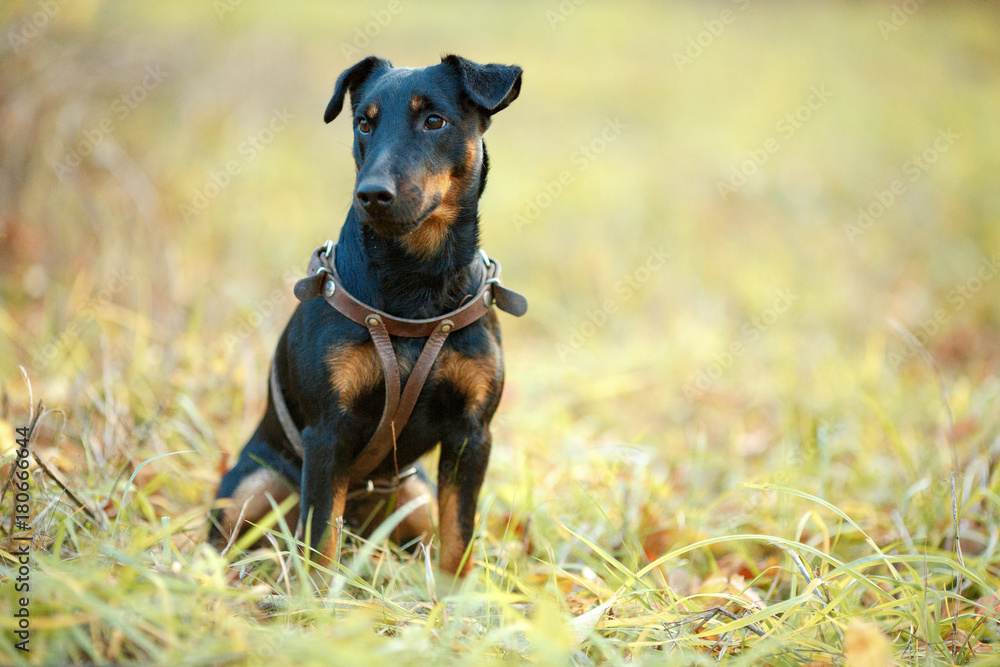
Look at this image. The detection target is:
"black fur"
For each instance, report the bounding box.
[211,55,522,571]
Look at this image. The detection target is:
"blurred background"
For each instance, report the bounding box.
[1,1,999,540]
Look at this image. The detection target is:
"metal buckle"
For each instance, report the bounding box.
[323,240,334,259]
[479,249,490,267]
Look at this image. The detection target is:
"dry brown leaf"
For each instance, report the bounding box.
[521,572,579,595]
[717,553,754,580]
[942,628,988,658]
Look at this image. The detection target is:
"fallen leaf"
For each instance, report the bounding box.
[717,553,754,580]
[568,593,619,646]
[942,628,987,658]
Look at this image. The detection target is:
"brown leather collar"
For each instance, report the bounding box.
[274,241,526,484]
[293,241,527,335]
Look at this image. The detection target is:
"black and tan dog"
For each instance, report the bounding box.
[209,55,525,577]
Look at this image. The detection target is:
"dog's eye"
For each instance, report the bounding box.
[357,117,371,134]
[424,115,447,131]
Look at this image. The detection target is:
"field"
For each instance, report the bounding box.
[2,1,1000,664]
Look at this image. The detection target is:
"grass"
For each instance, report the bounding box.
[2,0,1000,664]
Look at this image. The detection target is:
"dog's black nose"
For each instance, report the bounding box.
[356,182,395,210]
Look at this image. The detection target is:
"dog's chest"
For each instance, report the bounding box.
[324,328,502,423]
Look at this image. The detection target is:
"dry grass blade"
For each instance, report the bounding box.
[887,318,957,469]
[30,445,105,530]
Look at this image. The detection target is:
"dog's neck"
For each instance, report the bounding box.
[335,174,484,320]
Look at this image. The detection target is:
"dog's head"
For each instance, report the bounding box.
[324,55,521,245]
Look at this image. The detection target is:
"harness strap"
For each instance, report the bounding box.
[270,359,417,491]
[274,241,526,486]
[270,360,304,457]
[350,318,452,480]
[351,315,402,480]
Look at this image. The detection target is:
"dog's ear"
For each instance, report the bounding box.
[324,56,392,124]
[442,55,522,116]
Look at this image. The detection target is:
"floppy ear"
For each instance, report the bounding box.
[324,56,392,124]
[442,55,522,116]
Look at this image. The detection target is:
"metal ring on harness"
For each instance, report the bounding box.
[344,466,420,501]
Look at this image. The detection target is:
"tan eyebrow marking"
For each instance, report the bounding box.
[365,103,378,117]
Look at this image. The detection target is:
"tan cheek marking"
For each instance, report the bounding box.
[427,171,452,195]
[327,341,382,409]
[402,207,455,260]
[402,171,455,259]
[435,345,500,414]
[438,484,471,576]
[464,138,481,174]
[220,468,294,541]
[401,137,481,260]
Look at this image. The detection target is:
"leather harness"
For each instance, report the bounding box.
[271,241,527,494]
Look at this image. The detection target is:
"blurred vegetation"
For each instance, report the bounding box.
[1,0,1000,664]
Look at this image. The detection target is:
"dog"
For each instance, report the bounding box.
[210,54,526,578]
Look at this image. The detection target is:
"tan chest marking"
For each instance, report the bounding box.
[433,339,501,414]
[327,340,415,410]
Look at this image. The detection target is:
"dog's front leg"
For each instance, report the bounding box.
[298,425,349,568]
[437,427,492,577]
